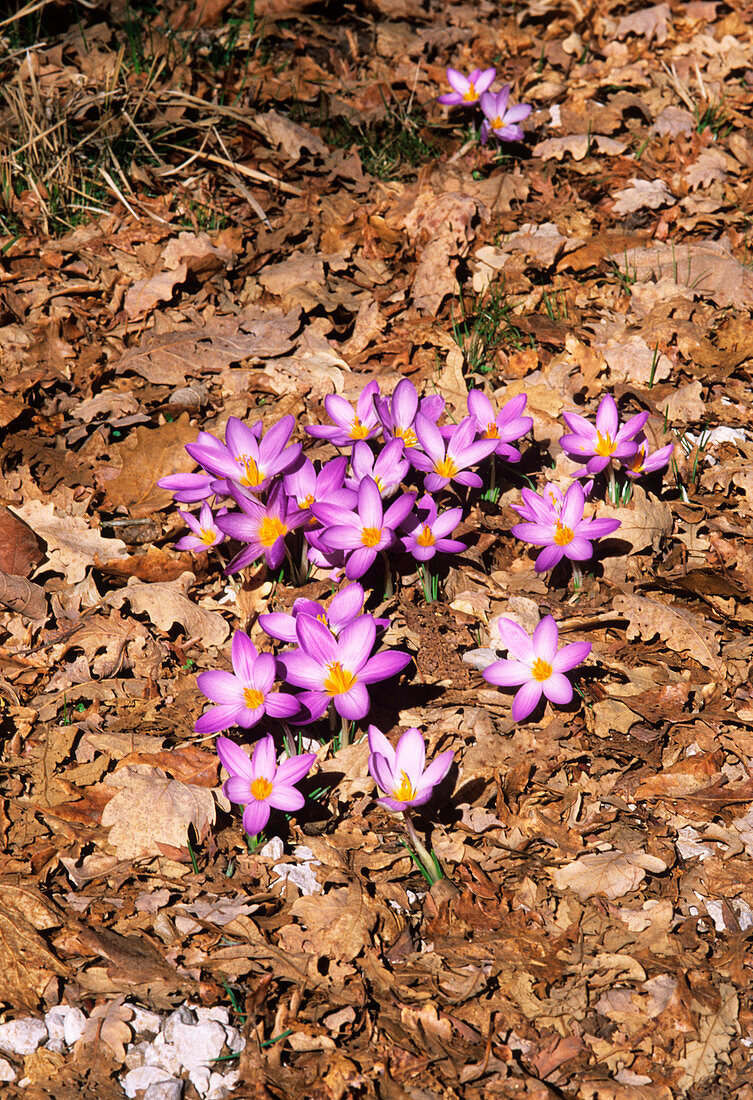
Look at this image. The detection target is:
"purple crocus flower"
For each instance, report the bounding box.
[345,438,409,498]
[467,390,533,463]
[279,614,411,721]
[217,481,305,573]
[407,414,498,492]
[482,615,591,722]
[175,502,226,553]
[283,455,354,526]
[437,66,496,107]
[310,476,416,581]
[624,436,674,479]
[186,416,301,494]
[479,87,532,143]
[259,582,377,643]
[195,629,299,734]
[402,495,464,562]
[305,380,382,447]
[217,734,316,837]
[368,726,453,811]
[511,481,621,572]
[158,471,215,503]
[375,379,445,449]
[560,395,649,477]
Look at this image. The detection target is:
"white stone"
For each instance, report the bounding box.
[145,1080,183,1100]
[122,1066,181,1099]
[163,1017,227,1070]
[0,1018,48,1055]
[130,1006,163,1035]
[189,1065,212,1095]
[0,1057,16,1082]
[206,1070,241,1098]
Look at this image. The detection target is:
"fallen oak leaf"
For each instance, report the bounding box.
[101,763,216,860]
[612,594,724,675]
[11,500,128,583]
[73,996,133,1065]
[102,415,198,519]
[104,572,229,647]
[550,850,667,901]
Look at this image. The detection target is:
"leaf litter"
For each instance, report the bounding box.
[1,0,753,1097]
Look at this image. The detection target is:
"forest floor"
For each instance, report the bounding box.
[2,0,753,1097]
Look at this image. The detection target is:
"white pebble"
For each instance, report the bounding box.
[0,1018,48,1056]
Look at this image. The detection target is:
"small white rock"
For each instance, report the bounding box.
[0,1057,16,1082]
[145,1080,183,1100]
[206,1069,241,1099]
[130,1006,164,1035]
[189,1065,212,1096]
[122,1066,181,1099]
[0,1018,48,1056]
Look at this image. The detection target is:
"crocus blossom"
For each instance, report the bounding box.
[437,66,496,106]
[175,502,226,553]
[368,726,453,811]
[311,476,416,580]
[279,614,411,721]
[560,395,649,476]
[259,582,376,643]
[407,414,498,492]
[186,416,300,493]
[305,379,382,447]
[510,481,621,572]
[482,615,591,721]
[345,438,409,498]
[401,495,465,562]
[217,734,316,837]
[375,378,445,449]
[283,455,353,525]
[624,436,674,479]
[467,390,533,463]
[217,481,305,573]
[195,629,299,734]
[479,86,532,143]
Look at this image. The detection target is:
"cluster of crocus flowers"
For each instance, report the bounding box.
[437,65,532,145]
[217,734,316,838]
[511,481,622,576]
[560,394,673,502]
[160,380,531,594]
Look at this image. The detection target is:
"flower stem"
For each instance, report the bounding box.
[402,810,443,884]
[381,550,394,599]
[418,563,436,604]
[572,562,584,590]
[607,464,618,505]
[340,714,351,750]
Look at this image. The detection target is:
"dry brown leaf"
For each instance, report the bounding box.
[253,110,329,160]
[610,240,753,309]
[101,763,216,860]
[287,882,377,962]
[613,594,724,674]
[533,134,627,161]
[550,850,667,900]
[615,3,672,42]
[676,984,739,1090]
[74,997,133,1065]
[600,485,674,555]
[0,570,47,619]
[102,415,198,519]
[12,500,128,583]
[402,192,485,314]
[161,231,234,277]
[657,380,705,423]
[112,309,302,385]
[124,263,188,319]
[105,572,229,647]
[0,886,69,1011]
[0,505,46,576]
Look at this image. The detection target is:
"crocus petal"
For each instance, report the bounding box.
[230,631,259,683]
[334,682,370,719]
[370,752,396,795]
[482,658,531,687]
[328,583,365,629]
[542,672,574,706]
[225,775,254,804]
[296,690,330,721]
[446,68,470,94]
[476,68,496,94]
[337,616,376,672]
[367,725,396,770]
[265,692,301,718]
[268,785,305,813]
[552,641,592,673]
[276,752,317,786]
[534,544,565,571]
[417,748,454,792]
[512,681,544,722]
[251,734,277,782]
[242,799,271,836]
[393,727,426,788]
[595,394,619,438]
[563,536,595,561]
[197,670,245,706]
[195,704,245,735]
[560,483,585,528]
[532,615,559,664]
[257,612,297,643]
[345,545,378,580]
[494,618,535,662]
[359,649,411,684]
[296,615,338,664]
[504,103,532,124]
[278,652,326,690]
[217,736,254,779]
